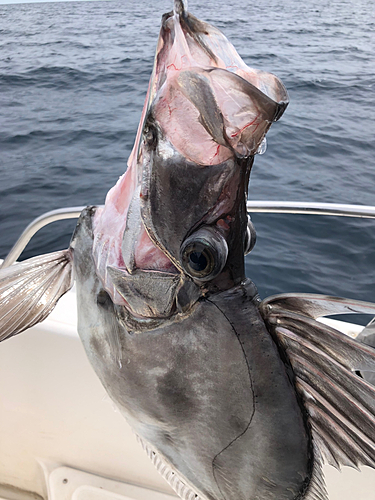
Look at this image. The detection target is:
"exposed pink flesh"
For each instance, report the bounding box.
[134,225,177,272]
[92,168,136,305]
[154,70,232,166]
[92,8,287,304]
[92,169,175,305]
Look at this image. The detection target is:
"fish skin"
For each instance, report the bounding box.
[72,207,311,500]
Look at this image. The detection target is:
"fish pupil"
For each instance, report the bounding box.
[189,251,208,272]
[180,228,228,281]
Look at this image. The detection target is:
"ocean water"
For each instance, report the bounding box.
[0,0,374,303]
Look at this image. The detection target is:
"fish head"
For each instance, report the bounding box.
[92,1,288,323]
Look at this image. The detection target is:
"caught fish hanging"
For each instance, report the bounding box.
[1,1,375,499]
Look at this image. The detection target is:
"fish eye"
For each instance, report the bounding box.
[244,216,257,255]
[180,227,228,282]
[184,243,214,276]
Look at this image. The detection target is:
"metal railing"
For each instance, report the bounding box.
[1,207,85,269]
[1,201,375,269]
[246,201,375,219]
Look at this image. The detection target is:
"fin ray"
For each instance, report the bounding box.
[260,294,375,473]
[0,250,73,341]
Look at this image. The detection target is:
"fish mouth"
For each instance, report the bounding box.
[131,4,288,167]
[91,2,288,319]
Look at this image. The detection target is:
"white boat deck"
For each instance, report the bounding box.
[0,287,374,500]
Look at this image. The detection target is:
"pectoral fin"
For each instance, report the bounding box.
[0,250,73,341]
[260,294,375,471]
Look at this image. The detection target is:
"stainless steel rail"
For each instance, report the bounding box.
[246,201,375,218]
[2,201,375,269]
[0,207,85,269]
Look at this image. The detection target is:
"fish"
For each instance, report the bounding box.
[1,1,375,499]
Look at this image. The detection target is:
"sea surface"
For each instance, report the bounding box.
[0,0,374,306]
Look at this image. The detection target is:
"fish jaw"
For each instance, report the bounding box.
[92,183,179,314]
[92,4,289,315]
